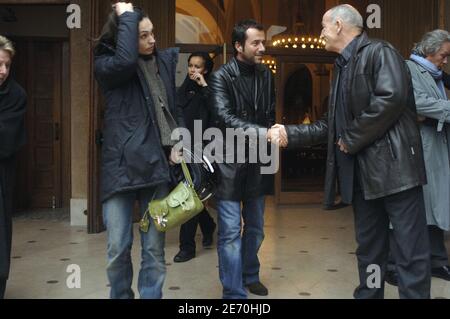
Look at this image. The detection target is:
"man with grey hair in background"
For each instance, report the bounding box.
[0,35,27,299]
[268,4,431,298]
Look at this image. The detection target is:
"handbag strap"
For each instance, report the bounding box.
[160,98,179,134]
[181,160,194,188]
[158,98,194,189]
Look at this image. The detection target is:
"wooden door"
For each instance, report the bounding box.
[274,54,335,205]
[13,39,63,210]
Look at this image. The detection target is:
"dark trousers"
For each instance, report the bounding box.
[352,185,431,299]
[0,159,15,299]
[179,208,216,253]
[428,226,449,267]
[0,278,5,299]
[389,225,449,270]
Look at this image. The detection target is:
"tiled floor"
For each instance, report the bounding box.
[6,199,450,299]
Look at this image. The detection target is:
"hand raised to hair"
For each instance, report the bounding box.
[113,2,134,16]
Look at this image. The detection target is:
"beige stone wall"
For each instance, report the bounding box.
[70,0,91,224]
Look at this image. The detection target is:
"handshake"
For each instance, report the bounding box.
[266,124,288,148]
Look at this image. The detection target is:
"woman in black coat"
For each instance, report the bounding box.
[0,36,26,299]
[173,52,216,263]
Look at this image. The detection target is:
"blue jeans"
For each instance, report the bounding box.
[216,197,265,299]
[102,185,169,299]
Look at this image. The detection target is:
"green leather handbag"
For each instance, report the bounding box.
[139,160,204,233]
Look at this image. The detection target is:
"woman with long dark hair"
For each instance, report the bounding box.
[94,2,183,299]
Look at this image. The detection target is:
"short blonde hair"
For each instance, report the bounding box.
[0,35,15,58]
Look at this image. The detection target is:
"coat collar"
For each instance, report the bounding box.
[227,57,267,109]
[337,32,370,70]
[228,57,266,77]
[412,61,447,99]
[328,34,368,130]
[354,32,372,54]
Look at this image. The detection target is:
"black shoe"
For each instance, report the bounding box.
[202,223,216,248]
[432,265,450,281]
[173,250,195,263]
[385,270,399,286]
[246,282,268,296]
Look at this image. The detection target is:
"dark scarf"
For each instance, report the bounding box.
[236,59,256,103]
[139,53,154,61]
[236,58,256,76]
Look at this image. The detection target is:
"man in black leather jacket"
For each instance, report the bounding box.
[208,20,275,299]
[269,4,430,299]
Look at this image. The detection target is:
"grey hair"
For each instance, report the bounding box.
[0,35,15,58]
[328,4,364,31]
[413,29,450,57]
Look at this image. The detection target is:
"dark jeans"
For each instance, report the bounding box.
[179,208,216,254]
[216,197,265,299]
[352,186,431,299]
[102,185,170,299]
